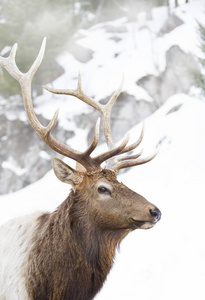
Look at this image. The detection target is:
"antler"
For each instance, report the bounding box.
[45,75,158,172]
[0,38,132,173]
[0,38,157,173]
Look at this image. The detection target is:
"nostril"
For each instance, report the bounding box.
[149,208,161,222]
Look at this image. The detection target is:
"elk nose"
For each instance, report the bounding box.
[149,208,161,222]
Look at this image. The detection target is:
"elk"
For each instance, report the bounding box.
[0,38,161,300]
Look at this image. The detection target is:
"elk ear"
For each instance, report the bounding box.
[52,158,83,189]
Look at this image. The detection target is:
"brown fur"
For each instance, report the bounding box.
[25,169,159,300]
[0,40,161,300]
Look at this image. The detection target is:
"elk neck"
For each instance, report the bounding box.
[68,188,131,263]
[26,189,130,300]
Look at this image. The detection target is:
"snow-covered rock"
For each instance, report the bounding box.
[137,45,199,106]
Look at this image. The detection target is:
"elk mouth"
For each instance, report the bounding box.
[131,218,156,230]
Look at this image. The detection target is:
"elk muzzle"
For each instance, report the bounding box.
[131,204,161,230]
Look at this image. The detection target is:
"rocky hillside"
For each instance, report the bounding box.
[0,1,203,194]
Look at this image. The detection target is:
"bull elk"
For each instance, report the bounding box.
[0,38,161,300]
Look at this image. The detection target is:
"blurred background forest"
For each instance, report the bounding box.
[0,0,187,95]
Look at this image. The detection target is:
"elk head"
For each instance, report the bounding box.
[0,38,161,231]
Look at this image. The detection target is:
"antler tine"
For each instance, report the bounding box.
[117,149,143,162]
[43,72,104,113]
[27,38,46,80]
[101,77,124,150]
[120,122,144,155]
[113,147,159,173]
[84,118,100,157]
[76,117,103,172]
[105,76,124,110]
[95,134,129,166]
[0,43,21,80]
[0,38,47,131]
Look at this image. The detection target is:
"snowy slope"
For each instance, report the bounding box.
[0,94,205,300]
[95,94,205,300]
[1,1,205,299]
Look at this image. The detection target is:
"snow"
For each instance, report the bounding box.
[95,94,205,300]
[39,150,51,161]
[2,161,27,176]
[1,0,205,299]
[1,93,205,300]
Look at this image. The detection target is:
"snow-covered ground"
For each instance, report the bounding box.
[1,0,205,299]
[1,93,205,300]
[95,94,205,300]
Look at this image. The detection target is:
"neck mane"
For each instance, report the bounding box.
[26,191,130,300]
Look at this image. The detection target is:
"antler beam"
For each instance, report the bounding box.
[0,39,132,172]
[0,38,157,173]
[0,38,104,172]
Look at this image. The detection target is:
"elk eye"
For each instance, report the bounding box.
[98,186,111,196]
